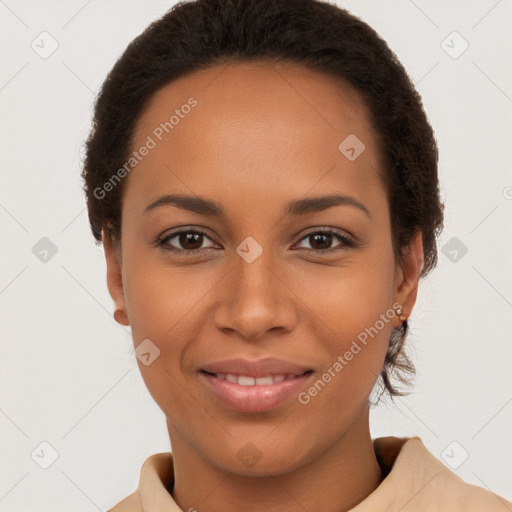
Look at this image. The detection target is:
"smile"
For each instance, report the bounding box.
[199,369,314,413]
[203,371,307,386]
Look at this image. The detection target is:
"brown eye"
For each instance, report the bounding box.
[308,233,334,250]
[157,229,217,253]
[177,232,204,250]
[295,229,356,253]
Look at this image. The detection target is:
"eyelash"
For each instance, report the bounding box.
[155,227,357,255]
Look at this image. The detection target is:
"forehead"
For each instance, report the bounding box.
[125,61,385,219]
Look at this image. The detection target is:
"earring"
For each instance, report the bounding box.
[113,308,126,324]
[396,305,407,323]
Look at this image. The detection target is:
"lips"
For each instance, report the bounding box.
[200,357,312,378]
[198,357,314,413]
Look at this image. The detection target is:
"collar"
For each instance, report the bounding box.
[130,436,510,511]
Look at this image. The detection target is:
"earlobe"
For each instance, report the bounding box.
[102,228,130,326]
[113,307,129,326]
[393,232,424,328]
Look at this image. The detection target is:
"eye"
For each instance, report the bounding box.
[155,226,356,255]
[294,228,356,254]
[156,228,218,253]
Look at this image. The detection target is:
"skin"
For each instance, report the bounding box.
[103,61,424,512]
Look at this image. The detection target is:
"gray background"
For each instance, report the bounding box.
[1,0,511,510]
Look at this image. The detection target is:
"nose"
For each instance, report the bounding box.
[213,246,298,342]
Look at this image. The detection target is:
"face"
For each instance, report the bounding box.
[104,61,423,475]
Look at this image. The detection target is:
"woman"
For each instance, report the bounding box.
[81,0,511,510]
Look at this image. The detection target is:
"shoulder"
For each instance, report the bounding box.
[353,436,512,511]
[398,437,510,510]
[106,452,175,512]
[106,490,142,512]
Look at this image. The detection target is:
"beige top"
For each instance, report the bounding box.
[107,436,511,511]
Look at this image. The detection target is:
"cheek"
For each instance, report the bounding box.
[297,245,396,338]
[120,254,214,411]
[122,249,211,340]
[297,245,396,399]
[296,270,396,435]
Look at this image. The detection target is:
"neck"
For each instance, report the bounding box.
[167,404,382,512]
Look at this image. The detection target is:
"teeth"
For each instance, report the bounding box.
[255,376,273,385]
[239,375,255,386]
[213,373,299,385]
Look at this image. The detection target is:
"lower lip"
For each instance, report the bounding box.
[199,371,313,413]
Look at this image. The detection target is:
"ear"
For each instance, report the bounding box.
[393,231,424,328]
[103,228,130,326]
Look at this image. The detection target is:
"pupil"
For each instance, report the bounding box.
[180,232,202,250]
[311,233,331,249]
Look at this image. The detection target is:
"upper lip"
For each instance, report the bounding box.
[200,357,313,378]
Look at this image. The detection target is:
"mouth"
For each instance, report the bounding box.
[198,369,314,413]
[200,369,313,385]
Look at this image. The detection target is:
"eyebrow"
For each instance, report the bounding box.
[143,193,370,219]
